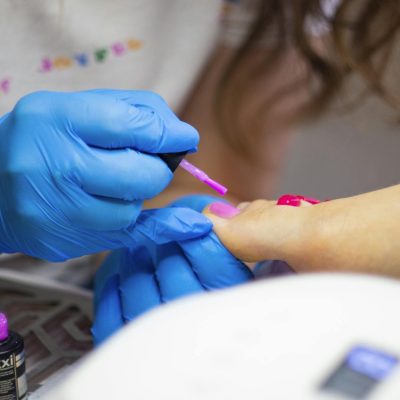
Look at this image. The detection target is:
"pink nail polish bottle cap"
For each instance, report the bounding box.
[0,313,9,341]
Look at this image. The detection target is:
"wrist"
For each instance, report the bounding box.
[281,201,339,271]
[262,204,313,265]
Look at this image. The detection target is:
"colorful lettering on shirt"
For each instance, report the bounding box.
[127,39,142,51]
[36,38,143,77]
[0,78,10,94]
[74,53,89,66]
[94,48,108,63]
[111,42,126,56]
[39,57,53,73]
[53,56,73,69]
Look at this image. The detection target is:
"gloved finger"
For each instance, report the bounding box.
[92,250,125,345]
[0,112,10,124]
[94,249,124,306]
[119,246,161,321]
[92,275,124,346]
[95,89,200,152]
[79,147,172,200]
[154,243,204,302]
[179,232,253,289]
[134,207,213,244]
[54,178,142,231]
[62,90,199,152]
[88,89,178,121]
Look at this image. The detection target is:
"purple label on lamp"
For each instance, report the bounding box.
[346,345,398,381]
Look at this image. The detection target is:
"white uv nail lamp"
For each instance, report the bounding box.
[43,274,400,400]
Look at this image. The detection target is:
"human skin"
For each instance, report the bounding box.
[204,185,400,279]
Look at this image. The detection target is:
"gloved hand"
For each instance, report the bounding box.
[92,196,253,345]
[0,90,198,261]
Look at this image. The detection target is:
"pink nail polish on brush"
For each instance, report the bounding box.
[179,159,228,196]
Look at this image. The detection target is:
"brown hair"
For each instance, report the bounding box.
[217,0,400,158]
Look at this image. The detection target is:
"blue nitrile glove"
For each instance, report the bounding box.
[92,197,253,345]
[0,90,198,261]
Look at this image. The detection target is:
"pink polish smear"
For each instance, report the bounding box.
[179,159,228,196]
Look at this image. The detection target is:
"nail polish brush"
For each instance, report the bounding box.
[159,152,228,196]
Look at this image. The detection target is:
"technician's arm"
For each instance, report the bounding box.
[205,185,400,279]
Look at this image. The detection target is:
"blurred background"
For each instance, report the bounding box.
[277,52,400,199]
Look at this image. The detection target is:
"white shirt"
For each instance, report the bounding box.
[0,0,224,115]
[0,0,338,115]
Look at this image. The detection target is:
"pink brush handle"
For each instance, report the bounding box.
[179,159,228,196]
